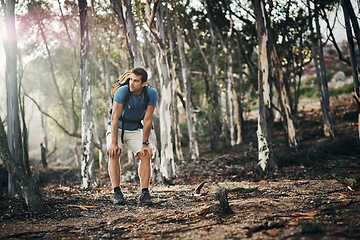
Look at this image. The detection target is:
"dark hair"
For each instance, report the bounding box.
[132,67,148,83]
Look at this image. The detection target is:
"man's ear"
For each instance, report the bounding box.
[142,82,147,87]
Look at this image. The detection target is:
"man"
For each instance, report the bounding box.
[107,67,158,205]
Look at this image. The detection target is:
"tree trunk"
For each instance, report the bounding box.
[79,0,96,189]
[0,117,49,213]
[198,0,222,151]
[175,11,199,159]
[20,94,31,174]
[111,0,144,67]
[167,16,184,162]
[252,0,272,171]
[4,0,23,195]
[222,1,242,146]
[341,0,360,138]
[38,21,72,123]
[314,5,334,137]
[308,1,335,137]
[147,0,176,178]
[271,44,297,148]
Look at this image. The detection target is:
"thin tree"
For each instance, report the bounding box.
[79,0,96,188]
[341,0,360,138]
[110,0,144,67]
[252,0,272,171]
[198,0,223,151]
[271,43,298,148]
[175,9,199,159]
[146,0,175,178]
[166,7,184,162]
[308,0,335,137]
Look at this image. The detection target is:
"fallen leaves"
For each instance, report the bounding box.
[290,212,318,220]
[265,229,278,237]
[67,204,99,210]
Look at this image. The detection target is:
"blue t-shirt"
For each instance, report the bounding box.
[109,85,158,130]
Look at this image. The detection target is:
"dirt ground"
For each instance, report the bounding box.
[1,94,360,239]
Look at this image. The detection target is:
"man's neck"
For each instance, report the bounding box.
[132,88,142,98]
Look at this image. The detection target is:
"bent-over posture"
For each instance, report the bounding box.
[107,67,158,205]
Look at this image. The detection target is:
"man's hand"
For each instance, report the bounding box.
[139,144,153,158]
[108,143,121,159]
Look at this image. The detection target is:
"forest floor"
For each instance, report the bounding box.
[1,93,360,239]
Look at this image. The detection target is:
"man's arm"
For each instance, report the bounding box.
[108,101,124,159]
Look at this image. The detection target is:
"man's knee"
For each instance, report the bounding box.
[138,153,151,162]
[108,156,121,165]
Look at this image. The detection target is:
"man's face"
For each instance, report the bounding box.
[129,73,146,93]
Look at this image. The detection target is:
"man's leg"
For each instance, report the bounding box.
[125,130,153,205]
[108,155,121,189]
[106,127,125,205]
[138,152,151,189]
[137,152,153,205]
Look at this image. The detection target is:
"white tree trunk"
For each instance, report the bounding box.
[227,64,236,146]
[4,0,23,195]
[167,22,184,162]
[155,47,175,178]
[79,0,96,188]
[122,0,144,67]
[148,1,175,178]
[253,0,271,171]
[175,17,199,159]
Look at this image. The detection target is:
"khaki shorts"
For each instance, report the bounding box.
[106,125,143,155]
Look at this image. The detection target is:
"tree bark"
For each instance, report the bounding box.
[271,43,297,148]
[79,0,96,188]
[308,1,335,137]
[4,0,23,195]
[167,13,184,162]
[147,0,176,178]
[175,10,199,159]
[252,0,272,171]
[111,0,144,67]
[314,5,334,137]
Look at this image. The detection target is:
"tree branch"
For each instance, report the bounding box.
[24,93,81,138]
[320,8,351,65]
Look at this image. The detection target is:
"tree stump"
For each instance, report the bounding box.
[215,187,234,214]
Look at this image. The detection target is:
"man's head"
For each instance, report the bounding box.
[129,67,148,95]
[131,67,148,83]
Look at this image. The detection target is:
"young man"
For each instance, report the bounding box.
[107,67,158,205]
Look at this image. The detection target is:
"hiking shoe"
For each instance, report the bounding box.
[114,190,126,205]
[138,191,153,206]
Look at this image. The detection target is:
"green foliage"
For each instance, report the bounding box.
[326,71,334,82]
[304,76,317,86]
[300,85,318,99]
[327,65,348,73]
[329,85,354,96]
